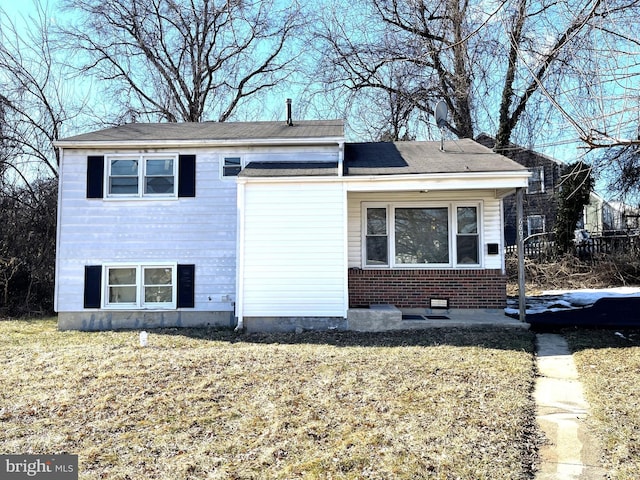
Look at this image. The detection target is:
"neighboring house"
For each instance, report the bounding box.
[475,134,562,245]
[583,192,615,234]
[54,119,529,332]
[584,194,640,234]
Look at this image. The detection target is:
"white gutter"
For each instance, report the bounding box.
[237,170,530,189]
[337,141,344,177]
[53,147,64,313]
[234,181,246,332]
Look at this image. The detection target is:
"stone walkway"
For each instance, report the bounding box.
[535,333,607,479]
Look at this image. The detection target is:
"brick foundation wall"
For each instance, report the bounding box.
[348,268,507,309]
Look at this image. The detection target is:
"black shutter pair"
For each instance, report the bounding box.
[86,155,196,198]
[84,264,195,308]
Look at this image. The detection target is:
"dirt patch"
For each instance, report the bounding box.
[506,254,640,295]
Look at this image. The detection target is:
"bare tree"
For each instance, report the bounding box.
[59,0,305,123]
[0,3,75,316]
[0,3,70,188]
[315,0,640,150]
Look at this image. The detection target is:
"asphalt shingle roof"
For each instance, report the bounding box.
[57,120,344,144]
[239,162,338,177]
[344,139,528,175]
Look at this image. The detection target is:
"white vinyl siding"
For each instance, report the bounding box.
[56,145,341,314]
[240,182,346,317]
[56,149,237,313]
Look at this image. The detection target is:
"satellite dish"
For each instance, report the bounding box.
[434,101,448,129]
[434,100,448,151]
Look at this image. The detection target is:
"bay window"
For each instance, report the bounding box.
[363,203,481,268]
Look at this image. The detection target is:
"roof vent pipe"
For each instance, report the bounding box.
[286,98,293,126]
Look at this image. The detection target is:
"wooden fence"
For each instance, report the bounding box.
[505,235,640,260]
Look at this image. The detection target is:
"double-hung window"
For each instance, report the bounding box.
[365,208,388,265]
[527,215,546,236]
[105,264,177,309]
[107,155,177,198]
[456,207,479,264]
[364,203,481,268]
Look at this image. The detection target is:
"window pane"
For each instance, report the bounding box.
[143,267,173,304]
[110,159,138,175]
[367,208,387,235]
[144,267,172,285]
[366,236,388,265]
[528,166,544,193]
[145,286,173,303]
[110,177,138,194]
[457,236,479,264]
[146,159,173,176]
[223,157,242,176]
[109,286,136,303]
[395,208,449,264]
[528,215,545,235]
[109,268,136,285]
[457,207,477,234]
[145,177,174,194]
[108,268,136,304]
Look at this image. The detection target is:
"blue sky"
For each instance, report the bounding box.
[0,0,618,194]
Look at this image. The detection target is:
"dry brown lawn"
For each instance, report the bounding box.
[565,329,640,480]
[0,319,539,479]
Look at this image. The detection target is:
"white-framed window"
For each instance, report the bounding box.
[527,166,545,194]
[107,155,177,198]
[363,202,482,268]
[221,156,243,178]
[527,215,546,237]
[104,263,177,309]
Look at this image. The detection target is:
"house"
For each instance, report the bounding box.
[475,134,562,244]
[583,193,640,235]
[54,117,529,332]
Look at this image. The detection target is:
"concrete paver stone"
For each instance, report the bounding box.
[535,333,607,480]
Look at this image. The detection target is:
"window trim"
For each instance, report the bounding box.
[220,155,244,179]
[105,154,179,199]
[362,201,483,269]
[103,263,178,309]
[527,214,546,237]
[527,166,545,194]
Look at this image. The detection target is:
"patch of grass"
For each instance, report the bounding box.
[565,329,640,480]
[0,319,539,479]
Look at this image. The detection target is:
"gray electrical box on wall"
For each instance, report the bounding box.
[487,243,499,255]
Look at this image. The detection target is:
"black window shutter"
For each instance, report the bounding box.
[84,265,102,308]
[86,156,105,198]
[177,264,195,308]
[178,155,196,197]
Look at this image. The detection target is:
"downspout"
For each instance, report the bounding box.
[235,179,246,331]
[53,146,64,314]
[338,141,344,177]
[516,187,526,323]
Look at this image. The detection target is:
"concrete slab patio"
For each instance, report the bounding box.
[535,333,607,479]
[347,306,528,331]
